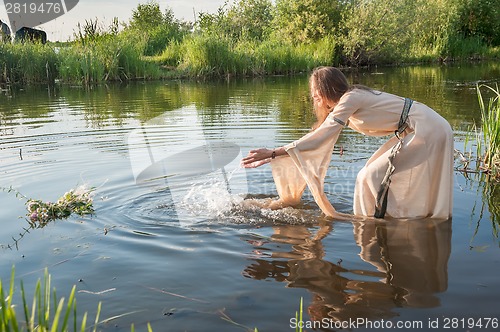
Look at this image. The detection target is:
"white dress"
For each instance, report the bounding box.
[270,88,454,219]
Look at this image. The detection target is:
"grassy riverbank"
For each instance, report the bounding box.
[1,0,499,84]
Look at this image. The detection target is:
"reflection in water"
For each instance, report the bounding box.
[484,183,500,234]
[467,174,500,239]
[243,219,451,323]
[1,63,499,331]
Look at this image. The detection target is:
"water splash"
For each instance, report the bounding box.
[181,169,245,218]
[177,166,321,226]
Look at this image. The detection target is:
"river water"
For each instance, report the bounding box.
[1,62,499,331]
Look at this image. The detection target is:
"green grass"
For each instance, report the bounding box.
[476,84,500,180]
[1,266,267,331]
[1,0,500,84]
[58,34,161,84]
[0,34,161,86]
[0,267,157,332]
[1,32,498,84]
[0,267,98,332]
[178,34,242,78]
[170,34,338,79]
[0,43,58,84]
[295,297,304,332]
[461,84,500,181]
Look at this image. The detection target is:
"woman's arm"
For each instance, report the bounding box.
[241,146,287,168]
[241,91,360,169]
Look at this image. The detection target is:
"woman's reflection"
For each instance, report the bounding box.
[243,218,452,323]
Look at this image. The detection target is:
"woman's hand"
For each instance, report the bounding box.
[241,148,272,168]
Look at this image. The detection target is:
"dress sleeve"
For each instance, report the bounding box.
[270,91,360,217]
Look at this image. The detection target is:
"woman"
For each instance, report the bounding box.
[241,66,453,220]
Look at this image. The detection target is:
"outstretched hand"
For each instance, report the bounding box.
[241,148,272,168]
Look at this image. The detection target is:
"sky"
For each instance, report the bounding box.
[0,0,229,42]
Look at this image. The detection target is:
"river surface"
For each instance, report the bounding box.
[1,62,499,331]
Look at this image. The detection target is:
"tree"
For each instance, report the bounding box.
[272,0,344,43]
[196,2,233,37]
[196,0,273,42]
[340,0,415,64]
[128,1,185,56]
[130,1,165,30]
[457,0,500,46]
[227,0,274,41]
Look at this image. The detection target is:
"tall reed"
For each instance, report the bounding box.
[476,84,500,179]
[0,267,98,331]
[0,43,58,84]
[295,297,304,332]
[178,34,243,78]
[58,34,161,84]
[174,34,338,79]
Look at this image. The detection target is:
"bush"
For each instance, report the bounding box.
[178,34,242,78]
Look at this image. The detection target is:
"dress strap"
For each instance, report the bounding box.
[396,98,413,137]
[374,97,413,218]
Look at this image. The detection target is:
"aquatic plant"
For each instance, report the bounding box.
[476,84,500,180]
[218,309,259,331]
[0,267,99,331]
[460,85,500,240]
[295,297,304,332]
[25,186,95,226]
[1,185,95,226]
[174,33,336,79]
[178,34,241,78]
[0,267,158,331]
[0,42,58,84]
[58,31,161,84]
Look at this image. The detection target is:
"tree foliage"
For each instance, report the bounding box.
[128,0,186,55]
[457,0,500,46]
[130,0,500,75]
[196,0,273,42]
[340,0,416,64]
[129,1,166,30]
[272,0,344,43]
[338,0,492,64]
[228,0,274,41]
